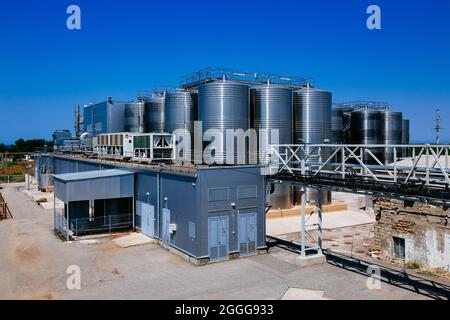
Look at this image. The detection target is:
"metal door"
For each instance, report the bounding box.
[238,213,257,256]
[208,216,229,260]
[140,201,155,238]
[162,208,171,245]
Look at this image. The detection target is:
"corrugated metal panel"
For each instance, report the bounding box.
[54,170,134,203]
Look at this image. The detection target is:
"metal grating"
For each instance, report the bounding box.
[179,67,313,90]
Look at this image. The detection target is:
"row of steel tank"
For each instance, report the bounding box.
[124,92,198,134]
[124,80,332,210]
[332,108,410,163]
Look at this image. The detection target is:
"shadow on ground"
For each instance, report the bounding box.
[323,249,450,300]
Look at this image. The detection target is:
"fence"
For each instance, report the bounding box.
[0,175,26,184]
[54,210,133,240]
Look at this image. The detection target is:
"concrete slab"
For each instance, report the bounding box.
[112,232,156,248]
[266,210,375,237]
[296,253,326,268]
[40,201,64,210]
[281,288,332,300]
[267,202,348,219]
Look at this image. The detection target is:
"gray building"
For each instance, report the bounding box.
[83,99,125,136]
[49,155,267,264]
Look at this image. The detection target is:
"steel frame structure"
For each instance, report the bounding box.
[264,143,450,258]
[179,66,312,90]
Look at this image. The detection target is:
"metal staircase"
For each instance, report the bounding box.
[0,193,13,220]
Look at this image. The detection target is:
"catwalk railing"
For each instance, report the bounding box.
[265,144,450,205]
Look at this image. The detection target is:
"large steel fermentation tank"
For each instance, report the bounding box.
[293,87,332,204]
[350,108,384,163]
[402,119,410,158]
[124,101,145,133]
[381,110,403,164]
[198,80,249,164]
[332,108,344,143]
[144,93,165,133]
[164,90,198,161]
[251,85,293,209]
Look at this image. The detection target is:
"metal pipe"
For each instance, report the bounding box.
[300,187,306,257]
[317,190,323,252]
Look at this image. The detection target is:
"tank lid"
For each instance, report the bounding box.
[294,87,330,94]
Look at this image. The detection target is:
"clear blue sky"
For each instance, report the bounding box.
[0,0,449,144]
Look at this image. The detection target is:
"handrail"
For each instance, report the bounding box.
[0,193,13,219]
[265,143,450,205]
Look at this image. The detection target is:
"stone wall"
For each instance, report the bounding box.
[373,198,450,271]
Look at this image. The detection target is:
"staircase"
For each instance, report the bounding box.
[0,193,12,220]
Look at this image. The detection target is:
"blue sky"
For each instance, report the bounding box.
[0,0,449,144]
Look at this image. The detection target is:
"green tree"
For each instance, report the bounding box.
[10,139,53,153]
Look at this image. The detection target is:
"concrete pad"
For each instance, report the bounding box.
[296,253,326,268]
[267,203,348,219]
[79,239,99,245]
[112,232,156,248]
[40,201,64,210]
[266,210,375,236]
[281,288,332,300]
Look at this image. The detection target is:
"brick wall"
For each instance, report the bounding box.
[373,198,450,271]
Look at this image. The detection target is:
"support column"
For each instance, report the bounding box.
[300,187,306,257]
[296,187,326,268]
[66,202,70,241]
[317,189,323,252]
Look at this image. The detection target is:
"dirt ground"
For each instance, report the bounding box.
[0,183,447,300]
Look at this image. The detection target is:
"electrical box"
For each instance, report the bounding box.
[169,223,177,234]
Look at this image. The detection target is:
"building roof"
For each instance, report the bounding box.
[53,169,133,182]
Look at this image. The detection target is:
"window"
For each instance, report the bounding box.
[393,236,405,259]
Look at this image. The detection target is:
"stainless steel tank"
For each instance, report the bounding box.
[332,108,344,143]
[144,93,165,132]
[293,87,332,204]
[124,101,145,133]
[164,91,198,134]
[381,110,403,164]
[165,90,198,161]
[350,108,384,163]
[402,119,410,158]
[251,85,293,209]
[198,80,249,164]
